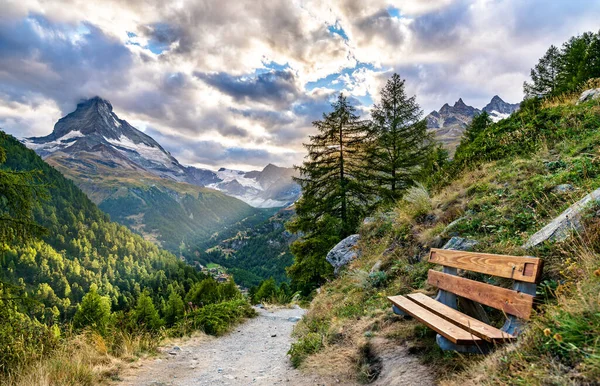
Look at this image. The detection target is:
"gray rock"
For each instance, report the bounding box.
[577,88,600,104]
[363,217,375,225]
[370,260,382,273]
[442,236,479,251]
[326,234,360,275]
[523,187,600,249]
[552,184,575,194]
[288,316,301,322]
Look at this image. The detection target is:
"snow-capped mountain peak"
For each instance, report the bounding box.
[22,96,300,208]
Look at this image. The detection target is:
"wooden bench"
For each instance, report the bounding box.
[387,248,543,353]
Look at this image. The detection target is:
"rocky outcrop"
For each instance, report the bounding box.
[577,88,600,104]
[326,234,360,275]
[442,236,479,251]
[522,187,600,249]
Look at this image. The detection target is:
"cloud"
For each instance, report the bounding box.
[1,0,600,169]
[195,70,301,108]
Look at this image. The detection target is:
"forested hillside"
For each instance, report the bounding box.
[0,131,255,383]
[187,207,297,287]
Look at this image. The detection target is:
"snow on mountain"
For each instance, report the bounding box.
[482,95,520,123]
[207,165,299,208]
[21,96,299,208]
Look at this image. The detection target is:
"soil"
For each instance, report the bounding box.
[116,306,434,386]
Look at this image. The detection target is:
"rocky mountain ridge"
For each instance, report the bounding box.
[426,95,520,152]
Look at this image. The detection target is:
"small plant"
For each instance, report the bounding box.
[403,183,433,217]
[288,332,323,368]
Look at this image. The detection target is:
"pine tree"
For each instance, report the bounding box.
[367,73,433,203]
[133,291,163,331]
[0,145,47,242]
[523,45,561,98]
[287,94,371,294]
[293,93,371,237]
[73,284,111,334]
[163,286,185,326]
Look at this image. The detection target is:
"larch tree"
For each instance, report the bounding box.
[287,93,371,294]
[367,73,433,203]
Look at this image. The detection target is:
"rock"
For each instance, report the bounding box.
[442,236,479,251]
[326,234,360,275]
[271,334,277,337]
[370,260,382,273]
[552,184,575,194]
[577,88,600,104]
[523,188,600,249]
[288,316,301,322]
[363,217,375,225]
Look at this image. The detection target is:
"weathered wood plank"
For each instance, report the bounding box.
[387,295,482,345]
[428,270,535,320]
[406,293,515,343]
[428,248,543,283]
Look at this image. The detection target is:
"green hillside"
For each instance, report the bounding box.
[187,206,297,287]
[46,153,257,253]
[0,132,254,382]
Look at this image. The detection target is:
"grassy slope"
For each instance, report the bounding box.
[291,97,600,384]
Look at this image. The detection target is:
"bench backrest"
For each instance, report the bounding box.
[428,248,543,320]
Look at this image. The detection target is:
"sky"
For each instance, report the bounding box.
[0,0,599,171]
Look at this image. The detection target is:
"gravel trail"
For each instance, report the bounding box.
[117,306,340,386]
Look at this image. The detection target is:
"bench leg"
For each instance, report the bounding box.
[392,304,409,317]
[501,281,537,336]
[436,334,490,354]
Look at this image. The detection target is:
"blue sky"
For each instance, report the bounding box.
[0,0,599,170]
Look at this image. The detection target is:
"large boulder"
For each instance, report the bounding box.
[442,236,479,251]
[577,88,600,104]
[523,187,600,249]
[326,234,360,275]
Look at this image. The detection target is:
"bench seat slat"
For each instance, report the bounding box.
[429,249,543,283]
[406,293,515,343]
[428,270,535,320]
[387,295,482,345]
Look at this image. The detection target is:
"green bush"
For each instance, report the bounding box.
[288,332,323,368]
[186,299,256,336]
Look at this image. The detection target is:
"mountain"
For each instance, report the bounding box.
[0,129,206,321]
[482,95,521,122]
[22,97,257,251]
[208,164,300,208]
[426,95,520,153]
[23,96,299,208]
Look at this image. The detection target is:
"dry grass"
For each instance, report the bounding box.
[2,330,162,386]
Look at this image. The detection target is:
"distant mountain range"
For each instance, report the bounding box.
[22,97,299,251]
[426,95,520,152]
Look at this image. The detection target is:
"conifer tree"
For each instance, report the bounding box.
[287,93,371,294]
[73,284,111,334]
[523,45,561,98]
[367,73,433,203]
[133,291,163,331]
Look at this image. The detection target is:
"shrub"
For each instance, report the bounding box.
[288,332,323,368]
[73,284,111,335]
[187,299,256,336]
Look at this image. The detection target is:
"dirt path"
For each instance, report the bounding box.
[117,306,434,386]
[117,306,341,386]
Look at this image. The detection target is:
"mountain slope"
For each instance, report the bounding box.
[0,130,206,318]
[22,97,258,251]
